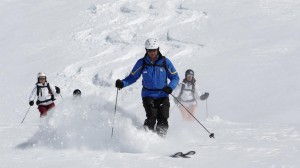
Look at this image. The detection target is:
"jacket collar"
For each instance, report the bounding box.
[144,51,164,64]
[36,82,48,86]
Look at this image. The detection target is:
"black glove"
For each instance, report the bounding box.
[29,101,34,106]
[115,79,124,89]
[55,86,60,94]
[36,100,41,105]
[200,92,209,100]
[162,86,172,94]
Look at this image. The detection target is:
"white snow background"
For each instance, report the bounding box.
[0,0,300,167]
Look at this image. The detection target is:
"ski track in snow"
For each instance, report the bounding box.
[53,0,210,108]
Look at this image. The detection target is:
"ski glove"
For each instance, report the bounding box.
[29,101,34,106]
[55,86,60,94]
[162,86,173,94]
[36,100,41,105]
[200,92,209,101]
[115,79,124,89]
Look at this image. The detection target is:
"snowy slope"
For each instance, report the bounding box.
[1,0,300,167]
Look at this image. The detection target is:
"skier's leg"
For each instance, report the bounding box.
[156,97,170,137]
[38,105,48,117]
[142,97,158,131]
[187,103,197,121]
[179,104,189,121]
[46,103,55,111]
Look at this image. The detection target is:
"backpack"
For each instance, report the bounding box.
[36,82,55,101]
[178,81,196,102]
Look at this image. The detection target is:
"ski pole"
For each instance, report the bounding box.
[206,99,208,119]
[59,93,64,100]
[171,94,215,138]
[21,106,31,124]
[111,89,119,139]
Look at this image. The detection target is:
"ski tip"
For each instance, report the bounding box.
[180,155,191,158]
[185,151,196,155]
[209,133,215,139]
[170,152,183,158]
[170,151,196,158]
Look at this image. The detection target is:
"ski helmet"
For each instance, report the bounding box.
[73,89,81,97]
[185,69,194,78]
[145,38,159,49]
[37,72,46,79]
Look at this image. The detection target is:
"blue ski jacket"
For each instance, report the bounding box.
[122,52,179,98]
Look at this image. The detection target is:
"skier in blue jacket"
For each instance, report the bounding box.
[115,38,179,137]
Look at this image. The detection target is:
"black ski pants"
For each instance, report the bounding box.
[142,97,170,134]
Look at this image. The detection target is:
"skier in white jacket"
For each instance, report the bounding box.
[173,69,209,121]
[29,72,60,117]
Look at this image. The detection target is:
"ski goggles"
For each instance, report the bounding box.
[146,49,157,52]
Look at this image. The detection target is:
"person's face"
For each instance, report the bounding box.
[38,77,46,84]
[186,75,193,81]
[146,49,158,60]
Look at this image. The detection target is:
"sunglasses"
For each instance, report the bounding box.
[146,49,157,52]
[38,78,46,80]
[186,75,194,78]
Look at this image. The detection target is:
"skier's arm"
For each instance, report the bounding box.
[165,59,179,91]
[196,83,209,101]
[172,83,182,97]
[122,59,143,87]
[49,84,58,96]
[29,86,37,101]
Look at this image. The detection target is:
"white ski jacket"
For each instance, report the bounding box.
[173,81,202,102]
[29,82,57,106]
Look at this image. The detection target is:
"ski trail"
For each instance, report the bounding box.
[54,0,210,103]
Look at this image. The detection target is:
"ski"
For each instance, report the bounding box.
[170,152,183,158]
[170,151,196,158]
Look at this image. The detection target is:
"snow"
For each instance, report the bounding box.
[1,0,300,167]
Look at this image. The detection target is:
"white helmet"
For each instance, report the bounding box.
[145,38,159,49]
[37,72,46,79]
